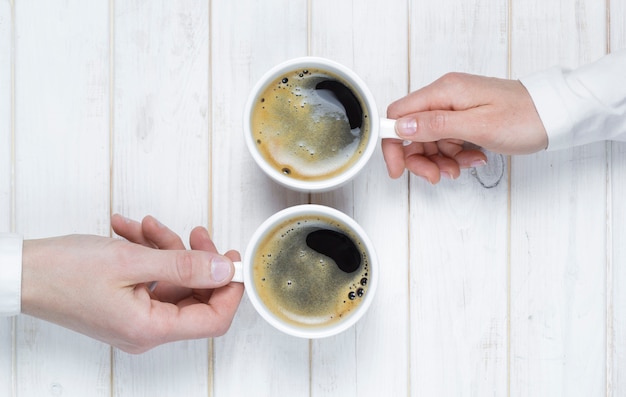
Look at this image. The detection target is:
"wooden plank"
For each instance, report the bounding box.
[610,143,626,396]
[510,0,608,395]
[408,0,510,395]
[0,0,11,222]
[612,0,626,51]
[609,1,626,394]
[0,0,14,395]
[308,0,410,395]
[12,0,111,395]
[308,2,360,396]
[2,1,618,395]
[110,1,211,396]
[210,1,310,396]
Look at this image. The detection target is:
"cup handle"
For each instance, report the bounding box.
[378,118,399,139]
[231,261,244,283]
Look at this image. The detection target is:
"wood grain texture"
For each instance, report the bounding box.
[12,0,111,395]
[210,1,310,396]
[309,0,410,395]
[111,1,211,396]
[0,0,11,221]
[510,0,608,396]
[1,0,624,395]
[408,0,510,395]
[609,1,626,394]
[610,140,626,397]
[0,0,13,395]
[307,1,361,394]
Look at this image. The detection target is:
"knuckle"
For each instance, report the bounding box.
[174,251,196,284]
[428,110,448,132]
[439,72,466,87]
[211,318,233,337]
[438,72,472,98]
[212,323,230,337]
[118,325,152,354]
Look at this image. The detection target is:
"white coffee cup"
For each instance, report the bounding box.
[231,204,378,338]
[244,57,400,192]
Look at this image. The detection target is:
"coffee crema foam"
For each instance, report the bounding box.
[253,215,370,328]
[251,67,370,181]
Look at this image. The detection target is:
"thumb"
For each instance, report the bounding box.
[138,248,235,289]
[394,110,475,144]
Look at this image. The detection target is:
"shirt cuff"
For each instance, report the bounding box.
[520,50,626,151]
[519,67,575,151]
[0,233,23,316]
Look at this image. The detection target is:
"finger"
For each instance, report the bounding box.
[190,228,242,287]
[111,214,155,248]
[170,246,243,337]
[422,141,440,157]
[381,138,407,179]
[195,281,244,334]
[387,74,491,146]
[131,247,235,289]
[436,139,465,158]
[435,140,487,168]
[147,247,244,342]
[150,224,217,306]
[149,281,244,343]
[454,150,488,168]
[404,154,440,184]
[394,109,487,146]
[189,226,218,253]
[140,215,185,250]
[153,228,238,305]
[114,215,187,300]
[223,249,241,263]
[428,154,461,180]
[174,251,242,309]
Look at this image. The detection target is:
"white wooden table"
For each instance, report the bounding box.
[1,0,625,396]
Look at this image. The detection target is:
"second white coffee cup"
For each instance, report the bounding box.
[231,204,378,338]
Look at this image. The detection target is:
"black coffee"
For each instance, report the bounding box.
[250,67,370,181]
[306,229,361,273]
[253,215,370,327]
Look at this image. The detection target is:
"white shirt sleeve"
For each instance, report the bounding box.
[519,49,626,151]
[0,233,23,316]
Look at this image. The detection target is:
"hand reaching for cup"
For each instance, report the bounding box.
[20,214,244,354]
[382,72,548,183]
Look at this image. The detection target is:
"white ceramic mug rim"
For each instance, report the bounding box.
[243,57,382,192]
[240,204,378,339]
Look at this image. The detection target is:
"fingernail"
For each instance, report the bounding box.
[441,171,454,180]
[153,217,165,228]
[419,175,434,184]
[114,213,131,223]
[471,159,487,167]
[395,117,417,137]
[211,256,233,283]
